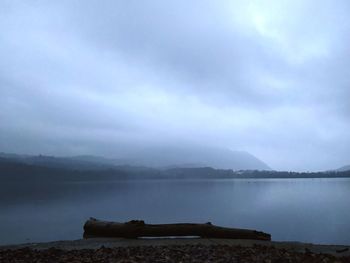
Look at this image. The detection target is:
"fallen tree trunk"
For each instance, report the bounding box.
[83,218,271,241]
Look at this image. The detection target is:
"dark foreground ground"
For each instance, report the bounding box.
[1,239,350,263]
[1,244,350,263]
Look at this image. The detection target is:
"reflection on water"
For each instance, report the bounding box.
[1,178,350,245]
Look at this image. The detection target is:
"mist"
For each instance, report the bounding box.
[1,0,350,171]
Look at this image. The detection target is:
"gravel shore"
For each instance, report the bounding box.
[1,238,350,263]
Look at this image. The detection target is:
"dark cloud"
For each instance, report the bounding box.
[1,0,350,170]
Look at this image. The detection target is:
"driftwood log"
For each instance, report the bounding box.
[83,218,271,241]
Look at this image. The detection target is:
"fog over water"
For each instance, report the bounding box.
[1,1,350,171]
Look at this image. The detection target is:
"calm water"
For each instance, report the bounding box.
[1,178,350,245]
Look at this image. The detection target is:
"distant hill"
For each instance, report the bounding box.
[0,157,158,182]
[1,156,350,182]
[107,145,271,171]
[0,152,116,170]
[0,145,270,171]
[337,165,350,171]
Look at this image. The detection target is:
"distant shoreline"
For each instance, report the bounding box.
[1,158,350,182]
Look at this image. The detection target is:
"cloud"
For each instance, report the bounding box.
[0,0,350,171]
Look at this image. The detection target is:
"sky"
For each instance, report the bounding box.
[0,0,349,171]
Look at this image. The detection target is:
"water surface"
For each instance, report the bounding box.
[1,178,350,245]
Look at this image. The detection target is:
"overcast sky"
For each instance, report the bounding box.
[1,0,349,171]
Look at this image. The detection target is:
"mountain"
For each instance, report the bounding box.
[112,145,270,171]
[0,152,114,170]
[1,157,350,182]
[0,157,131,182]
[0,145,270,171]
[337,165,350,172]
[128,146,270,170]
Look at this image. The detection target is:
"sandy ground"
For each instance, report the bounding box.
[1,238,350,257]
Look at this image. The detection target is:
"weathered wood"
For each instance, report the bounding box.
[83,218,271,241]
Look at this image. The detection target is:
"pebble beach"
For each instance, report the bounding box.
[1,238,350,263]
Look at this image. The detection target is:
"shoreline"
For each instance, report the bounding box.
[2,238,350,255]
[1,238,350,262]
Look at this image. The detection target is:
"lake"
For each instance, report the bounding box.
[1,178,350,245]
